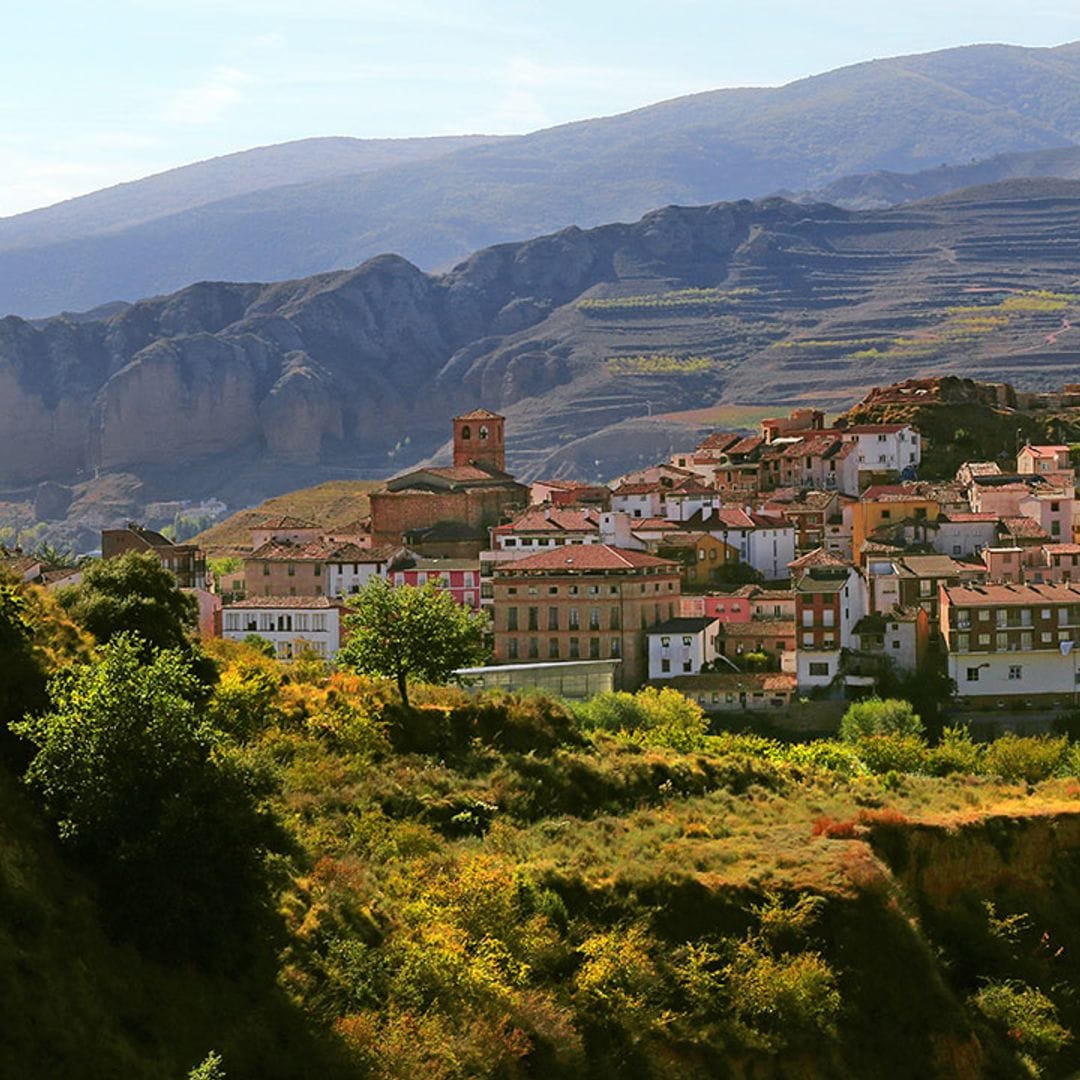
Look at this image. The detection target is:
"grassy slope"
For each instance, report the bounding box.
[193,480,381,556]
[0,763,348,1080]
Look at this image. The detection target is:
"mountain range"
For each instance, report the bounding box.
[5,176,1080,537]
[6,42,1080,317]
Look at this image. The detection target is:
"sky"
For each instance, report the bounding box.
[3,0,1080,218]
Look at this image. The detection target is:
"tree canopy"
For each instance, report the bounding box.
[13,634,274,961]
[58,550,197,653]
[839,697,924,742]
[338,579,489,706]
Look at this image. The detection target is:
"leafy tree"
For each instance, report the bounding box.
[59,550,197,652]
[839,697,924,742]
[13,635,275,961]
[0,581,38,728]
[339,579,489,707]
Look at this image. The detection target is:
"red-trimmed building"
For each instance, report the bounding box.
[491,544,681,689]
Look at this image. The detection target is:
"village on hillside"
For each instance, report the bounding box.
[10,385,1080,724]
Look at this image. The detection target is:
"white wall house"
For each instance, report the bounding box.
[842,424,921,474]
[746,519,796,581]
[325,546,404,597]
[222,596,345,660]
[647,617,721,680]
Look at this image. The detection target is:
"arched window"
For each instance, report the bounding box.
[460,425,471,440]
[479,425,489,440]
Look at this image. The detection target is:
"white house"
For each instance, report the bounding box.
[222,596,346,660]
[647,617,722,680]
[325,544,407,597]
[840,424,921,474]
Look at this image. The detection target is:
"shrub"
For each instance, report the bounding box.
[984,734,1068,784]
[926,724,983,776]
[973,980,1071,1061]
[785,740,865,775]
[724,940,841,1047]
[853,733,928,775]
[839,698,924,742]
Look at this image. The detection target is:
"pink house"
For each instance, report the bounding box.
[391,559,482,610]
[679,594,753,622]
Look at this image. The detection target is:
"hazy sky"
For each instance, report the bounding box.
[3,0,1080,218]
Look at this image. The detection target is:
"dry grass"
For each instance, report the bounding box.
[193,479,382,554]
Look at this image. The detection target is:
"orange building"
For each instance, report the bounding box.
[492,544,681,690]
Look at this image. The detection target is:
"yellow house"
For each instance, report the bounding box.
[654,532,742,589]
[850,485,941,562]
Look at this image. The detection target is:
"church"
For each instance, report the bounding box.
[368,409,529,557]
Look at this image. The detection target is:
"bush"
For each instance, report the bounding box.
[853,733,928,775]
[983,734,1068,784]
[574,688,707,752]
[926,724,983,776]
[839,698,924,742]
[973,980,1071,1061]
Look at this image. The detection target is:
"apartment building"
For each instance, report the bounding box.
[940,582,1080,708]
[491,544,681,690]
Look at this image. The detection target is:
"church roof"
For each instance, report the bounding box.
[455,408,503,421]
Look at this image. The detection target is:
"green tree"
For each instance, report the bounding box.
[0,581,39,729]
[339,579,489,707]
[13,635,274,961]
[839,697,924,742]
[59,551,197,652]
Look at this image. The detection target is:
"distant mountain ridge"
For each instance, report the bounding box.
[5,42,1080,316]
[5,177,1080,527]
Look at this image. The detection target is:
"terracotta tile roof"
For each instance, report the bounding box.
[718,618,795,636]
[696,432,743,452]
[255,515,319,530]
[665,672,796,692]
[495,544,679,573]
[248,539,397,562]
[492,507,600,535]
[999,516,1050,541]
[944,582,1080,606]
[1043,543,1080,554]
[725,435,764,456]
[788,547,850,571]
[840,423,912,434]
[225,596,343,609]
[1021,444,1071,456]
[454,408,503,420]
[860,484,935,501]
[942,512,999,523]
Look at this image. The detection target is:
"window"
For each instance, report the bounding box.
[507,607,518,631]
[547,607,558,630]
[590,638,600,659]
[569,637,580,659]
[1008,665,1022,680]
[549,638,559,659]
[528,638,539,659]
[966,667,980,682]
[610,638,621,657]
[682,659,692,672]
[808,662,829,677]
[802,632,814,646]
[610,608,620,629]
[589,607,601,630]
[507,638,518,659]
[528,607,538,631]
[661,658,671,673]
[682,636,693,647]
[314,564,321,577]
[549,585,558,595]
[263,564,270,576]
[568,607,580,630]
[287,564,295,576]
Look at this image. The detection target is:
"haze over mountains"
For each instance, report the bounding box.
[5,176,1080,531]
[6,41,1080,317]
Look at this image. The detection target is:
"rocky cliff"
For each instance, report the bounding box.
[5,182,1080,511]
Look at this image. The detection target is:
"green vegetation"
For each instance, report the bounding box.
[579,287,759,315]
[10,566,1080,1076]
[339,579,490,707]
[606,354,718,375]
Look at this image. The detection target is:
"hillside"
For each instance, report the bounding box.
[12,642,1080,1077]
[7,176,1080,545]
[6,42,1080,315]
[797,144,1080,210]
[194,480,381,556]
